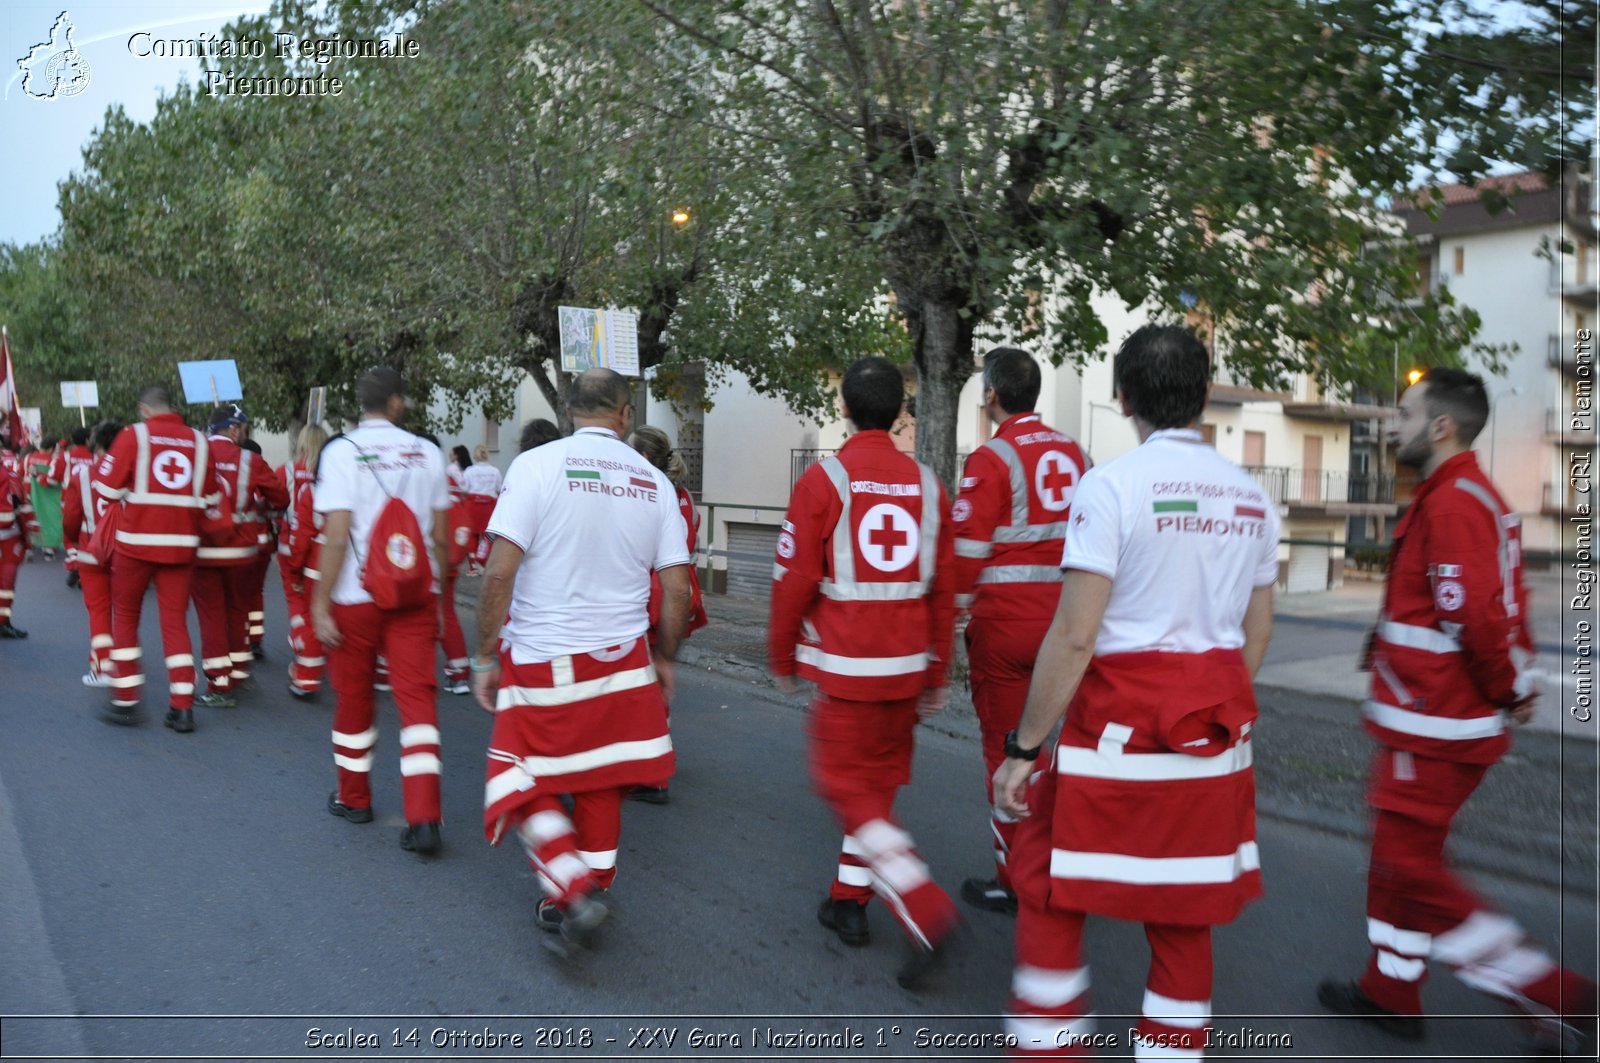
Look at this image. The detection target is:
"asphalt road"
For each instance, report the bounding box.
[1,558,1594,1062]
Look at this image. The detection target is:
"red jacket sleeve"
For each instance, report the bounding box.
[1423,494,1525,707]
[767,471,834,678]
[253,460,291,512]
[288,487,317,573]
[62,470,85,543]
[951,447,1008,609]
[98,429,136,497]
[925,481,958,688]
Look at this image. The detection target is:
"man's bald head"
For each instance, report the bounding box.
[566,369,633,419]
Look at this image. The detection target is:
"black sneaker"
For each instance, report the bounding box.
[326,791,373,824]
[100,704,143,726]
[0,622,29,639]
[627,786,670,805]
[66,570,80,589]
[163,709,195,733]
[287,683,315,701]
[195,691,236,709]
[1316,979,1425,1040]
[817,897,870,947]
[400,821,442,856]
[251,644,265,661]
[536,899,564,933]
[961,876,1018,914]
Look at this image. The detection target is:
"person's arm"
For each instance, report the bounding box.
[767,474,830,690]
[431,508,451,595]
[654,563,693,703]
[1241,585,1274,677]
[471,535,523,713]
[951,450,1006,612]
[992,569,1114,818]
[94,429,135,501]
[920,482,958,717]
[310,509,350,648]
[1427,497,1529,711]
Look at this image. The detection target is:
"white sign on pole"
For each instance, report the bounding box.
[558,306,640,377]
[19,408,41,446]
[59,380,100,408]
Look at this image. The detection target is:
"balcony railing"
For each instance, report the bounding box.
[1243,465,1396,507]
[791,448,836,488]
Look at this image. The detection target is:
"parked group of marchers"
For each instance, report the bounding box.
[0,326,1592,1057]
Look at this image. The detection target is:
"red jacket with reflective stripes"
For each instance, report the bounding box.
[768,431,956,701]
[278,460,315,558]
[953,412,1088,623]
[197,435,287,566]
[97,415,214,565]
[61,462,115,567]
[1365,451,1533,764]
[0,465,39,555]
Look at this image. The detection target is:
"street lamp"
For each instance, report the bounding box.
[1406,368,1424,386]
[670,207,691,227]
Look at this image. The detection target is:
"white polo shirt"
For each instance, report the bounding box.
[488,426,690,661]
[1061,428,1279,654]
[461,461,502,498]
[314,419,450,606]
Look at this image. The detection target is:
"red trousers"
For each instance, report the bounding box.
[79,562,113,678]
[109,556,196,710]
[1359,748,1592,1020]
[283,573,325,694]
[512,789,624,908]
[439,574,468,680]
[246,549,271,647]
[467,495,495,565]
[0,538,20,623]
[328,598,441,823]
[193,565,253,693]
[807,692,959,949]
[967,616,1051,890]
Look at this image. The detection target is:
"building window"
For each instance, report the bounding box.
[1453,246,1465,275]
[485,417,500,453]
[1414,250,1433,296]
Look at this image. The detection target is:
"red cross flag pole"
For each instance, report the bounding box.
[0,327,24,445]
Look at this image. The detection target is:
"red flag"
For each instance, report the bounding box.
[0,327,23,446]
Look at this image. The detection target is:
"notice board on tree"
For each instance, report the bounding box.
[177,360,243,405]
[558,307,640,376]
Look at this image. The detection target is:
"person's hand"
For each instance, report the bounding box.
[473,660,500,714]
[917,687,948,719]
[773,673,800,695]
[1510,695,1537,726]
[312,602,340,648]
[656,657,676,705]
[993,758,1033,819]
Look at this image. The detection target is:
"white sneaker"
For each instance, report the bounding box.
[445,678,470,695]
[82,672,112,688]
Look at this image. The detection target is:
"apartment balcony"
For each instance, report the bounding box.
[1561,278,1598,308]
[1548,332,1592,377]
[1281,400,1396,423]
[1243,465,1399,517]
[791,448,835,489]
[1545,407,1598,449]
[1543,481,1590,518]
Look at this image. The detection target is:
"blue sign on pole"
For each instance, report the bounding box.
[176,360,243,405]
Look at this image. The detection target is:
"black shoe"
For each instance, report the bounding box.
[100,704,143,726]
[0,622,29,639]
[400,821,442,856]
[195,691,236,709]
[326,791,373,824]
[627,786,670,805]
[817,898,870,947]
[287,683,315,701]
[961,876,1018,914]
[66,570,80,589]
[251,643,265,661]
[1316,979,1425,1040]
[558,889,614,952]
[535,899,564,934]
[163,709,195,733]
[897,935,951,989]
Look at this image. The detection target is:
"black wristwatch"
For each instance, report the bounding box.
[1004,729,1042,761]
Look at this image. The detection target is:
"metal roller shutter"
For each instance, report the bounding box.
[725,521,781,599]
[1286,536,1331,593]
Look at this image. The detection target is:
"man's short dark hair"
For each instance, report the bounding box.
[138,384,174,411]
[70,426,90,447]
[565,369,632,419]
[519,418,561,452]
[983,347,1042,415]
[1112,325,1211,430]
[1419,367,1490,444]
[91,420,123,452]
[841,357,905,432]
[356,366,405,414]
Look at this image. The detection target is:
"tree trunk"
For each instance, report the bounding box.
[528,359,573,435]
[910,298,973,492]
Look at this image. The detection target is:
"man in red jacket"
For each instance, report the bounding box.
[953,347,1089,915]
[62,420,122,683]
[62,426,93,587]
[97,384,214,732]
[769,356,959,989]
[1318,368,1595,1054]
[0,459,38,638]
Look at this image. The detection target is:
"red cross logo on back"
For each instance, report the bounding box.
[151,450,193,490]
[1034,451,1080,513]
[856,503,919,573]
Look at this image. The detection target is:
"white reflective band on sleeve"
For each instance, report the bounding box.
[1376,949,1427,982]
[1142,990,1211,1028]
[976,564,1065,584]
[835,863,873,888]
[496,665,657,709]
[1013,965,1090,1008]
[303,568,320,581]
[294,656,327,668]
[794,645,928,677]
[1058,741,1253,782]
[93,481,125,500]
[1051,842,1259,885]
[955,538,994,559]
[399,724,441,747]
[1431,911,1522,965]
[1363,700,1505,741]
[485,736,673,790]
[519,810,573,848]
[117,531,201,547]
[992,521,1069,543]
[1378,621,1461,654]
[1132,1034,1203,1061]
[164,654,194,669]
[578,849,618,871]
[332,727,379,750]
[818,579,926,601]
[333,753,373,772]
[169,683,195,696]
[1004,1014,1095,1050]
[399,753,442,776]
[1367,918,1433,957]
[109,647,143,662]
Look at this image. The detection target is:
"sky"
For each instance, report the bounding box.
[1,1,272,247]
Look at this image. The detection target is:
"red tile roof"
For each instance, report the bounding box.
[1399,171,1549,211]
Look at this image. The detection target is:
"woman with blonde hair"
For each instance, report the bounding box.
[460,443,502,574]
[282,423,330,699]
[626,425,708,805]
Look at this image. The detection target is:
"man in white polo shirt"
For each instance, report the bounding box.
[473,368,693,956]
[312,366,451,858]
[992,325,1277,1059]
